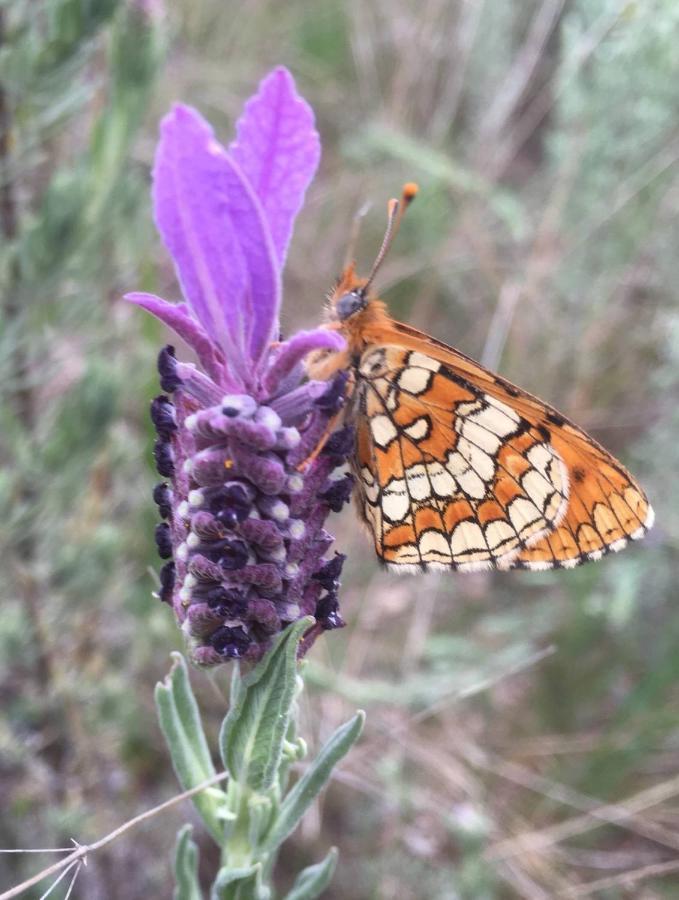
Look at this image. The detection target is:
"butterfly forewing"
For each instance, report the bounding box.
[352,333,653,572]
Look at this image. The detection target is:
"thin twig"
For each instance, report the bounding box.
[0,771,230,900]
[559,857,679,898]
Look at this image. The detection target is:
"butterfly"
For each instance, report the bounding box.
[307,184,654,572]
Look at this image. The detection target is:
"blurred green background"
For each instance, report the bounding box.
[1,1,678,897]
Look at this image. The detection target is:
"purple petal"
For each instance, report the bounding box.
[153,105,280,379]
[229,67,321,267]
[263,329,345,395]
[125,292,231,386]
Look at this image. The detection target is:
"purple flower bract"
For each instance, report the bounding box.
[126,68,351,665]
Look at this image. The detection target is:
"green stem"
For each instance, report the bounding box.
[222,783,254,869]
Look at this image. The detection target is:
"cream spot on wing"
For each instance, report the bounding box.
[508,497,546,538]
[471,401,520,438]
[485,520,520,554]
[370,414,398,448]
[485,393,521,424]
[408,352,441,372]
[428,461,456,497]
[609,538,627,552]
[385,386,399,411]
[527,442,554,475]
[522,469,557,515]
[445,450,487,499]
[404,416,431,441]
[457,436,495,483]
[456,401,483,417]
[560,558,579,569]
[456,467,487,500]
[397,367,433,395]
[359,349,387,378]
[391,543,420,564]
[450,521,487,558]
[419,530,451,559]
[405,464,431,501]
[382,477,409,522]
[361,466,379,504]
[456,418,502,455]
[445,451,467,478]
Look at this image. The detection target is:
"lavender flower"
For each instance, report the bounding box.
[126,68,351,665]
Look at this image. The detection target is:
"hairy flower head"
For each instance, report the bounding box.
[126,68,350,665]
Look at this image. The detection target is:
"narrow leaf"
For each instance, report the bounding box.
[220,618,312,793]
[262,712,364,853]
[283,848,338,900]
[155,653,224,843]
[173,825,203,900]
[210,863,261,900]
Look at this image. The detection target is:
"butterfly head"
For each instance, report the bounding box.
[335,289,368,321]
[328,183,419,324]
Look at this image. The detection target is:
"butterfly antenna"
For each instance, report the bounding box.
[344,201,372,269]
[361,182,418,296]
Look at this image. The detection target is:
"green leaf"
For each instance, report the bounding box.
[173,825,203,900]
[283,848,338,900]
[155,653,224,843]
[220,618,313,793]
[261,712,364,854]
[211,863,270,900]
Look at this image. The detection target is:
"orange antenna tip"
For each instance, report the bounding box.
[402,182,419,203]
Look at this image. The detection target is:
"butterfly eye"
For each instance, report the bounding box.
[336,291,366,321]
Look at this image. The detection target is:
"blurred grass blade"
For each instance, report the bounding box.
[155,653,224,843]
[261,712,364,854]
[282,847,338,900]
[173,825,203,900]
[219,618,312,793]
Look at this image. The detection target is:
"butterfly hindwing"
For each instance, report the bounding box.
[352,336,653,572]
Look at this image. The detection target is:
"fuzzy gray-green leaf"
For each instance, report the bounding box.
[283,848,338,900]
[156,653,223,843]
[262,712,364,854]
[210,863,264,900]
[173,824,203,900]
[219,618,312,793]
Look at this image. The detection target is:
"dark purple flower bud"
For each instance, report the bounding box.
[205,585,248,616]
[219,539,249,571]
[155,522,173,559]
[150,395,177,437]
[315,591,345,630]
[159,561,175,603]
[153,482,173,518]
[322,425,355,461]
[154,438,175,477]
[211,625,252,658]
[158,345,182,392]
[209,481,252,527]
[315,370,349,414]
[320,474,354,512]
[314,553,346,591]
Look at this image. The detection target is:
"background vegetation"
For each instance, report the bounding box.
[1,0,678,896]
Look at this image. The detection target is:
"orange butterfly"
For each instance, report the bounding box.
[307,185,654,572]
